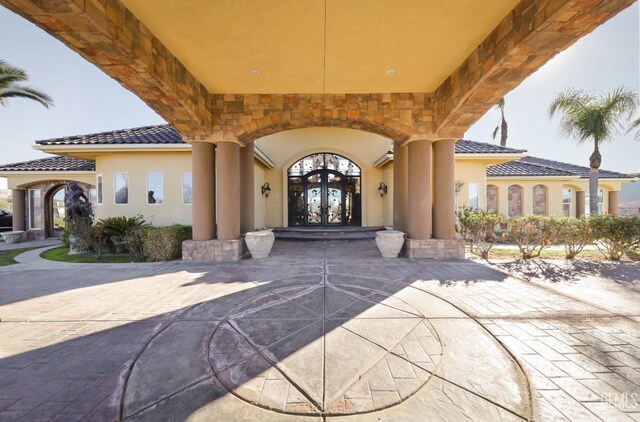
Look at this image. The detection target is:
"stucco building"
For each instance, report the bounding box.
[0,0,635,261]
[0,124,633,248]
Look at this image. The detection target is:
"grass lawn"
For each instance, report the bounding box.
[471,247,639,261]
[41,246,146,264]
[0,247,39,266]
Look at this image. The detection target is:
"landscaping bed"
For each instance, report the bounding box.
[0,247,39,266]
[41,246,146,264]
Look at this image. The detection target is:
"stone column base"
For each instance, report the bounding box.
[404,238,465,260]
[182,239,247,262]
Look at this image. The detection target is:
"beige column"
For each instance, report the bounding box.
[407,140,432,239]
[576,191,585,217]
[432,139,456,239]
[191,142,216,241]
[216,142,240,240]
[393,141,408,232]
[239,144,255,233]
[608,191,619,215]
[12,189,26,231]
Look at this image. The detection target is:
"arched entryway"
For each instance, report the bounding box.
[287,153,361,226]
[44,185,66,238]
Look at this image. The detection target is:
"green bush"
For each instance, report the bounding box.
[142,225,192,261]
[556,217,592,259]
[456,207,505,259]
[75,223,108,258]
[101,215,149,256]
[589,214,640,261]
[507,215,561,259]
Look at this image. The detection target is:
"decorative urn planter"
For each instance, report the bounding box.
[245,230,275,259]
[375,230,405,258]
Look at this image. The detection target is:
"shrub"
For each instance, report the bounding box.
[556,217,592,259]
[142,225,192,261]
[101,215,148,255]
[456,207,505,259]
[76,223,108,258]
[589,214,640,261]
[507,215,561,259]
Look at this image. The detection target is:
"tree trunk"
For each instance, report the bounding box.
[589,145,601,215]
[500,115,508,147]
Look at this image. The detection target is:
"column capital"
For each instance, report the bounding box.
[183,136,246,147]
[399,135,462,147]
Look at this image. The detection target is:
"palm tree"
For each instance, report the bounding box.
[0,60,53,108]
[549,87,639,215]
[492,97,508,147]
[628,117,640,141]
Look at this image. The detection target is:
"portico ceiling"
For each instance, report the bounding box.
[121,0,520,94]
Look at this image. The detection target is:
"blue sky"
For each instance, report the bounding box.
[0,4,638,183]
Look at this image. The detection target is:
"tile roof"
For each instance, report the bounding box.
[521,156,630,179]
[488,156,632,179]
[454,139,526,154]
[35,124,184,146]
[0,156,95,172]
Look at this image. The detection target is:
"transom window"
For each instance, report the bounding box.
[288,153,360,177]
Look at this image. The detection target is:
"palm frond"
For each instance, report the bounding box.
[0,60,53,108]
[0,87,53,108]
[492,126,499,140]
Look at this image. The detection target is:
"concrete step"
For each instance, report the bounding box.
[273,226,384,241]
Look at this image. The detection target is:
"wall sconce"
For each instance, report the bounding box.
[378,182,388,197]
[261,182,271,198]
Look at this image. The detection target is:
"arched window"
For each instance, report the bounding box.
[508,185,523,217]
[486,185,498,213]
[533,185,548,215]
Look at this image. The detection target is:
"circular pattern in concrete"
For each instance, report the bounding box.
[208,284,442,415]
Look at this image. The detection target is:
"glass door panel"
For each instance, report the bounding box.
[306,173,322,224]
[344,176,361,225]
[326,173,343,224]
[288,177,305,226]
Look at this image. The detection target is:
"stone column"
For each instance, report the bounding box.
[239,144,255,234]
[432,139,456,239]
[216,142,240,240]
[191,142,216,241]
[608,191,619,215]
[576,191,585,217]
[12,189,26,231]
[407,140,431,239]
[393,141,408,233]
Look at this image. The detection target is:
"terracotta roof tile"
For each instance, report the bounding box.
[0,156,95,172]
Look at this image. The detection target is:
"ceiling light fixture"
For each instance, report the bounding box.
[250,69,260,76]
[385,69,395,76]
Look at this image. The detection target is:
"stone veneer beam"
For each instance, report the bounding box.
[434,0,636,136]
[0,0,212,136]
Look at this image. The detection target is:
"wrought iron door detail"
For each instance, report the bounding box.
[288,153,361,226]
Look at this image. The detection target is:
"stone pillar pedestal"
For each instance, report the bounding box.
[12,189,26,231]
[405,238,465,260]
[182,239,247,262]
[393,141,408,232]
[576,191,585,217]
[608,191,619,215]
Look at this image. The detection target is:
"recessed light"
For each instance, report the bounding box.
[385,69,395,76]
[250,69,260,76]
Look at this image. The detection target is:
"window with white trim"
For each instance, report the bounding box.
[182,172,192,205]
[468,183,479,209]
[146,172,163,204]
[96,174,103,205]
[114,172,128,205]
[28,189,42,229]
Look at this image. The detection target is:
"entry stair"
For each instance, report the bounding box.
[273,226,384,241]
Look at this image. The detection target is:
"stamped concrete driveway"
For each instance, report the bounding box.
[0,241,638,421]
